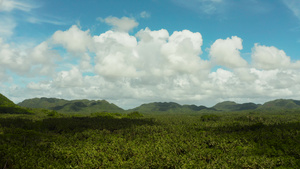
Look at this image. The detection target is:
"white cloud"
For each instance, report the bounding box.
[209,36,248,68]
[52,25,93,54]
[0,38,59,76]
[92,28,209,80]
[0,38,31,74]
[30,42,59,76]
[2,22,300,109]
[53,67,84,88]
[0,0,34,12]
[0,16,16,37]
[99,16,139,32]
[0,0,38,38]
[282,0,300,20]
[27,17,66,25]
[161,30,206,74]
[251,43,300,70]
[93,30,139,78]
[140,11,151,18]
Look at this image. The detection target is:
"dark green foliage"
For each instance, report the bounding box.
[127,111,143,118]
[91,112,123,118]
[47,110,60,117]
[1,111,300,168]
[0,106,32,114]
[200,114,220,121]
[1,93,300,167]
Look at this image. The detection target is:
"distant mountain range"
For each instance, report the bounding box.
[1,93,300,115]
[127,102,216,114]
[18,97,124,115]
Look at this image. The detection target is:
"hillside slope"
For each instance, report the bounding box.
[128,102,215,114]
[212,101,260,111]
[0,93,15,107]
[0,93,31,114]
[259,99,300,110]
[18,97,124,114]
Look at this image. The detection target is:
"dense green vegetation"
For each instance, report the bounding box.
[1,110,300,168]
[1,94,300,168]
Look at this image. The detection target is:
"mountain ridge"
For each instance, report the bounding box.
[212,101,260,111]
[18,97,124,115]
[13,96,300,114]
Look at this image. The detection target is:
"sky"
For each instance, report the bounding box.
[0,0,300,109]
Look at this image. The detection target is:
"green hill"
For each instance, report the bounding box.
[18,97,124,115]
[128,102,215,114]
[0,93,15,107]
[213,101,259,111]
[0,93,31,114]
[259,99,300,110]
[18,97,69,109]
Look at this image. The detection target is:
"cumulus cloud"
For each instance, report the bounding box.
[0,38,59,76]
[2,20,300,108]
[161,30,205,74]
[53,67,84,88]
[251,43,300,70]
[92,27,209,80]
[209,36,248,69]
[93,30,139,78]
[99,16,139,32]
[52,25,93,54]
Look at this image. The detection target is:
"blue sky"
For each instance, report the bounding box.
[1,0,300,108]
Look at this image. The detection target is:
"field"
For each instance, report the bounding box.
[1,110,300,168]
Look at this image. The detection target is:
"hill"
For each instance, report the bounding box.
[0,93,31,114]
[212,101,260,111]
[18,97,124,115]
[128,102,215,114]
[0,93,15,107]
[259,99,300,110]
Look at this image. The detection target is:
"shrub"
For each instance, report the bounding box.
[127,111,143,118]
[47,110,59,117]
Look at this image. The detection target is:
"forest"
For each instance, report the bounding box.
[1,94,300,168]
